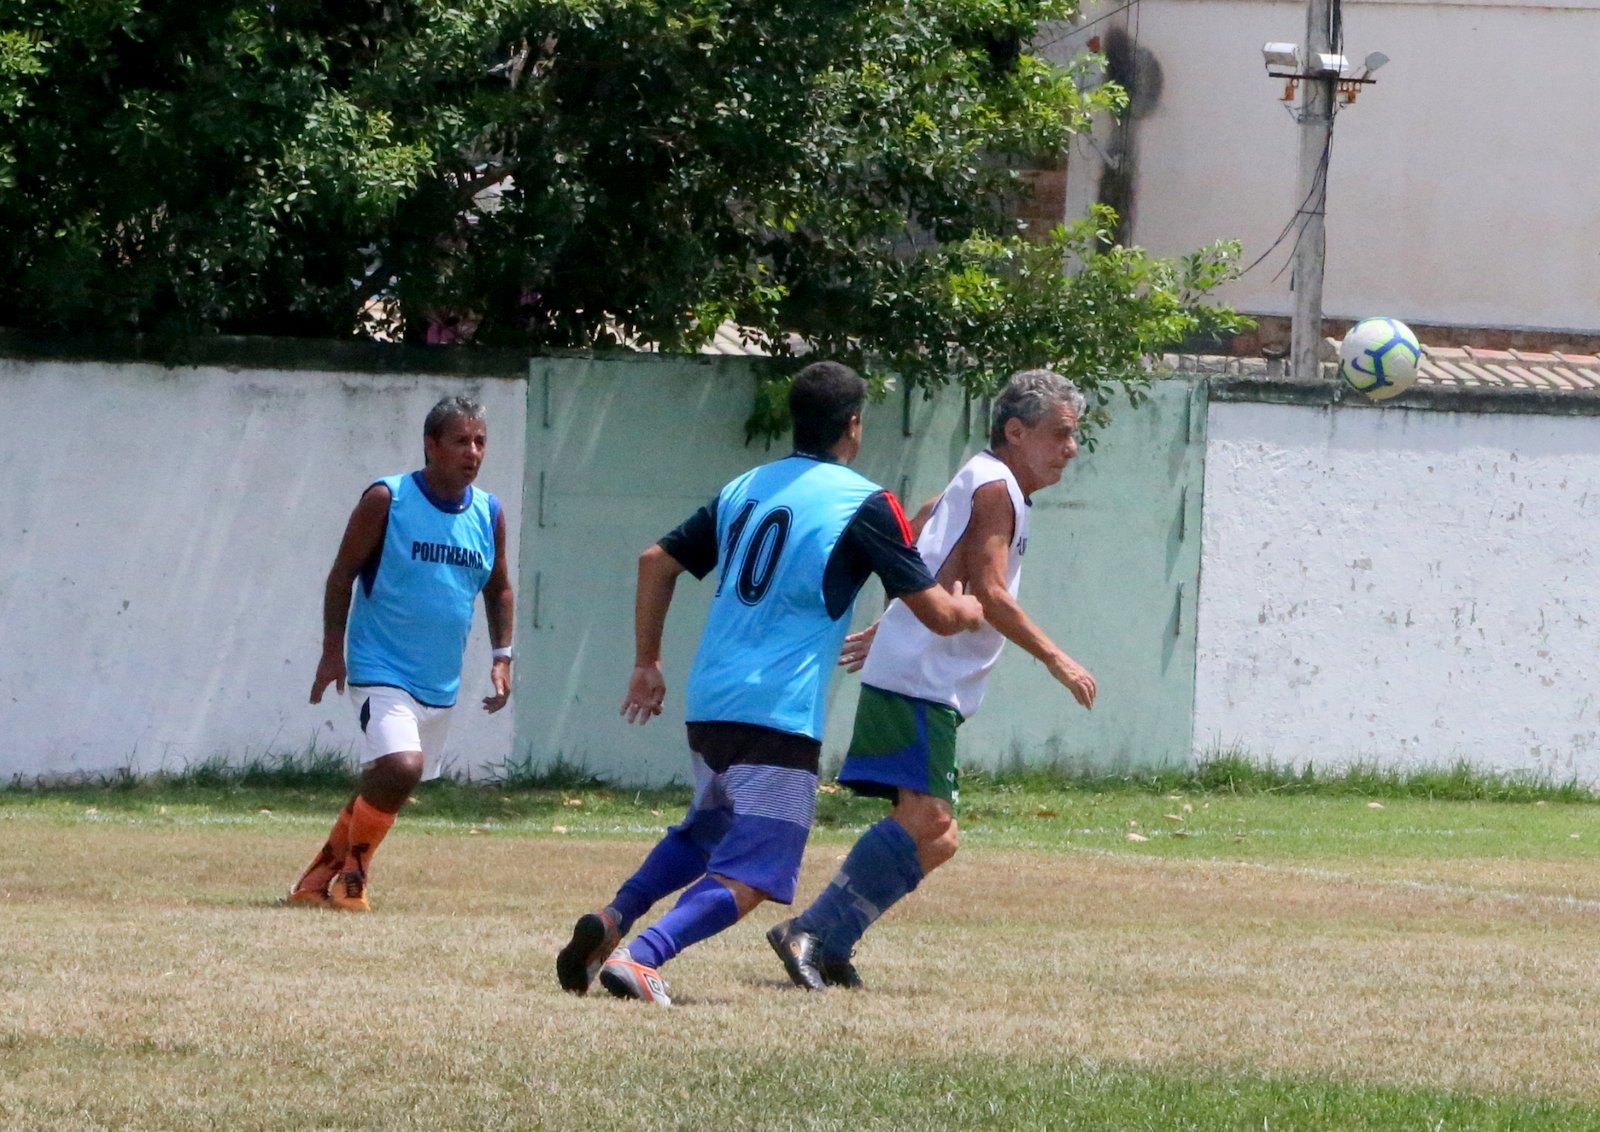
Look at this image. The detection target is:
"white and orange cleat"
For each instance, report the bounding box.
[598,947,671,1007]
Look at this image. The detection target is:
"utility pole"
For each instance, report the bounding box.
[1263,6,1384,381]
[1289,0,1334,382]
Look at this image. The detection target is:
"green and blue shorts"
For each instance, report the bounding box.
[837,684,964,805]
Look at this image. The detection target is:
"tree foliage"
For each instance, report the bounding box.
[0,0,1242,402]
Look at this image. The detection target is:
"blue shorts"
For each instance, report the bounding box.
[674,723,820,905]
[837,685,963,805]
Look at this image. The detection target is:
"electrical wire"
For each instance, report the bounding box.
[1238,0,1348,284]
[1236,127,1333,281]
[1045,0,1343,284]
[1033,1,1144,51]
[1106,0,1142,208]
[1128,0,1142,109]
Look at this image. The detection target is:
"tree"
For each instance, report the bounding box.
[0,0,1241,406]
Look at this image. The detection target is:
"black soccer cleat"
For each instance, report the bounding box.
[819,955,864,990]
[557,908,621,995]
[766,919,828,992]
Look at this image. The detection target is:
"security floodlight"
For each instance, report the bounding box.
[1262,42,1300,70]
[1311,52,1348,77]
[1260,39,1384,105]
[1340,51,1390,84]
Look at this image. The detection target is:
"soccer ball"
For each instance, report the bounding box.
[1338,317,1422,401]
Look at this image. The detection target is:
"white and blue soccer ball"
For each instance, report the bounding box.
[1338,317,1423,401]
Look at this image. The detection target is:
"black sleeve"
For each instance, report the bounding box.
[822,490,936,619]
[657,497,721,580]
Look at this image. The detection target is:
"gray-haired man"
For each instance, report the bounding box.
[768,370,1096,990]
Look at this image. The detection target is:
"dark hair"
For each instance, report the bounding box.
[989,370,1085,449]
[423,395,486,442]
[789,362,866,453]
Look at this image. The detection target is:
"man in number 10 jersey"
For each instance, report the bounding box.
[556,361,984,1006]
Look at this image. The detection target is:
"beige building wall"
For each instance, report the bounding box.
[1049,0,1600,337]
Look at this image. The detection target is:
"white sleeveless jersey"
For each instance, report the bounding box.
[859,450,1028,717]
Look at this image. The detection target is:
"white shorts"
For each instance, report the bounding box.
[349,685,453,781]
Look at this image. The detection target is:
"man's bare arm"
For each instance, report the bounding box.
[897,582,983,637]
[908,492,942,540]
[310,484,390,704]
[963,481,1096,709]
[622,544,688,724]
[481,508,516,713]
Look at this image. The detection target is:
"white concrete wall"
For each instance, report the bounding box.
[12,355,1599,784]
[1054,0,1600,334]
[0,359,525,780]
[1196,400,1600,780]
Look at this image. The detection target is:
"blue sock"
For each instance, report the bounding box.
[610,826,710,933]
[628,876,741,969]
[794,818,923,961]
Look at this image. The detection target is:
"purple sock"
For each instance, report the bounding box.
[611,826,710,933]
[628,876,741,969]
[793,817,923,961]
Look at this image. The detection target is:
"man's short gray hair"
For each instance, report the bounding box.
[989,370,1086,449]
[423,395,486,442]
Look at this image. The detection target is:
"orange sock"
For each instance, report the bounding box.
[294,801,354,894]
[342,796,398,880]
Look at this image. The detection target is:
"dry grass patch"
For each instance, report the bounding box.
[2,810,1599,1128]
[922,849,1600,1095]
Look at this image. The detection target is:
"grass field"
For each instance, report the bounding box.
[5,768,1600,1130]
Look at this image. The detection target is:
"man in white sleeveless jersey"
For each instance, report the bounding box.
[768,369,1096,990]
